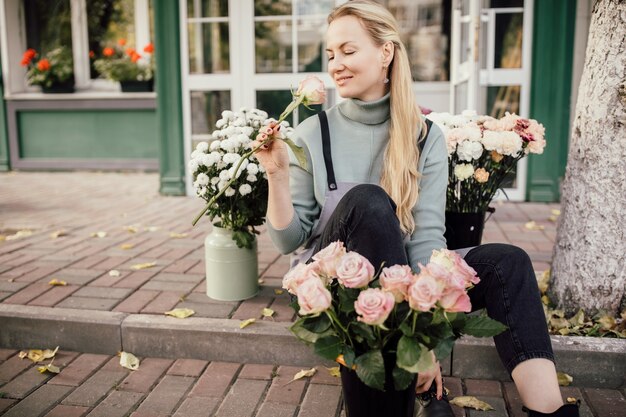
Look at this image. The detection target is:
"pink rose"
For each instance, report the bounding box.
[313,240,346,277]
[297,75,326,105]
[407,269,444,312]
[430,249,479,288]
[336,252,375,288]
[439,287,472,312]
[282,262,323,295]
[379,264,414,302]
[354,288,395,326]
[296,278,332,315]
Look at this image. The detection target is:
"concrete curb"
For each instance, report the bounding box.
[0,304,624,388]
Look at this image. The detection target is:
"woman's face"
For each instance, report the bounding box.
[325,15,391,101]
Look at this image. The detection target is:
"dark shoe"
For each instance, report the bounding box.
[415,380,454,417]
[522,401,580,417]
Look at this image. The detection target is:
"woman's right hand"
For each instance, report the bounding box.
[250,121,291,178]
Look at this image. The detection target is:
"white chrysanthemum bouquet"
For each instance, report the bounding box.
[426,110,546,213]
[190,76,326,248]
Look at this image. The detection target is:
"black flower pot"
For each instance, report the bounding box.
[444,207,495,250]
[340,355,417,417]
[120,79,154,92]
[41,80,75,94]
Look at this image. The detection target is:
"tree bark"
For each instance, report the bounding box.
[549,0,626,315]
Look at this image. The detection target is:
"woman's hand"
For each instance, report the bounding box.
[250,121,290,178]
[415,351,443,399]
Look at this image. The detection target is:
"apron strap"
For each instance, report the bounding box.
[419,118,433,153]
[318,111,337,190]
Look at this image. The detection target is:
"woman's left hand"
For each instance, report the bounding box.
[414,351,443,399]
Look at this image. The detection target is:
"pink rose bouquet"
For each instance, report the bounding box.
[285,241,507,391]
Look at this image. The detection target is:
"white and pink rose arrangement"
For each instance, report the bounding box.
[285,241,506,391]
[426,110,546,213]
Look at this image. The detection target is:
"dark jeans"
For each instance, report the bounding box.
[310,184,554,375]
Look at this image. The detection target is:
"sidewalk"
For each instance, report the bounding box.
[1,172,625,416]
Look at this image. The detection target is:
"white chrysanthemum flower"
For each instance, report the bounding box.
[218,180,228,190]
[219,170,231,181]
[188,159,199,173]
[196,173,209,186]
[198,186,207,195]
[500,131,523,156]
[258,164,266,173]
[228,166,243,179]
[457,140,484,161]
[246,174,257,183]
[210,176,220,185]
[195,142,209,152]
[221,110,234,120]
[224,187,236,197]
[239,184,252,196]
[454,163,475,181]
[190,150,201,159]
[241,126,254,136]
[246,163,259,175]
[209,140,221,151]
[215,119,226,129]
[223,126,236,137]
[200,154,214,167]
[233,118,245,127]
[222,153,239,165]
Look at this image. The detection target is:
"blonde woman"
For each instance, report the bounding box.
[253,1,578,416]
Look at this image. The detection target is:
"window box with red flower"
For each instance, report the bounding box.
[93,39,155,92]
[21,47,75,93]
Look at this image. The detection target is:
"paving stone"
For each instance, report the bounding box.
[140,291,183,314]
[129,412,169,417]
[140,280,196,292]
[2,384,73,417]
[85,390,144,417]
[466,396,507,417]
[174,300,236,318]
[119,357,173,393]
[297,383,342,417]
[27,284,80,307]
[172,396,221,417]
[163,258,200,274]
[87,273,126,287]
[0,280,29,292]
[231,296,272,320]
[214,378,268,417]
[93,256,132,271]
[0,354,33,384]
[167,359,209,377]
[44,404,91,417]
[62,370,128,407]
[70,254,109,269]
[73,286,133,299]
[3,282,52,304]
[0,398,18,414]
[238,364,275,380]
[465,379,502,397]
[112,290,159,313]
[47,269,104,285]
[151,272,204,283]
[0,291,11,301]
[112,271,159,289]
[265,365,307,405]
[17,265,67,283]
[134,375,195,415]
[582,388,626,417]
[0,349,17,361]
[189,362,240,398]
[560,387,594,417]
[269,295,296,322]
[49,354,112,387]
[56,296,120,311]
[256,402,298,417]
[310,366,342,386]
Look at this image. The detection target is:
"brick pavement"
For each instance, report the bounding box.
[0,172,560,317]
[1,348,624,417]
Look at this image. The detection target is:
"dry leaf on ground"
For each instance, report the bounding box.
[326,367,340,377]
[20,346,59,363]
[288,368,317,384]
[274,289,284,295]
[119,351,140,370]
[557,372,573,386]
[169,232,188,239]
[262,308,274,319]
[449,396,495,411]
[6,230,33,240]
[145,226,159,232]
[109,270,121,277]
[49,230,67,239]
[524,221,545,231]
[37,363,60,374]
[120,243,134,250]
[551,209,561,216]
[48,279,67,286]
[90,231,107,238]
[164,308,195,318]
[258,279,265,284]
[240,318,256,329]
[123,225,139,233]
[130,262,157,270]
[567,397,578,404]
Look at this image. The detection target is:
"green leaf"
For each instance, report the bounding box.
[463,316,508,337]
[354,350,385,391]
[392,366,415,391]
[282,137,308,170]
[399,322,413,337]
[343,347,356,368]
[396,336,433,373]
[314,336,343,361]
[351,322,377,346]
[433,338,455,362]
[337,286,359,313]
[302,314,332,333]
[290,319,333,344]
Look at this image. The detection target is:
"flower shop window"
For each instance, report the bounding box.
[187,0,230,74]
[190,90,231,149]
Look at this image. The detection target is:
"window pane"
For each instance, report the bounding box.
[24,0,72,55]
[255,0,292,16]
[187,0,228,18]
[296,0,334,15]
[188,22,230,74]
[297,19,326,72]
[487,85,520,119]
[494,12,523,69]
[87,0,136,79]
[256,90,293,125]
[191,90,231,135]
[255,21,292,73]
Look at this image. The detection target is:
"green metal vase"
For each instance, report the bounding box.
[204,226,259,301]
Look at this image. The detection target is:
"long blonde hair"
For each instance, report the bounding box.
[328,0,427,235]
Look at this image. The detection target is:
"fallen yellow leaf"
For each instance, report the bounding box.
[541,295,551,306]
[567,397,577,404]
[130,262,156,270]
[90,231,107,238]
[557,372,573,386]
[109,270,121,277]
[258,279,265,284]
[6,230,33,241]
[164,308,195,318]
[449,396,495,411]
[22,346,59,363]
[262,308,274,318]
[119,351,140,370]
[49,230,67,239]
[537,269,550,294]
[524,221,545,231]
[37,363,60,374]
[48,279,67,286]
[0,235,5,242]
[326,366,340,377]
[123,225,139,233]
[598,315,616,330]
[120,243,134,250]
[274,289,284,295]
[240,318,256,329]
[18,351,27,359]
[551,209,561,216]
[169,232,188,239]
[548,215,558,222]
[145,226,159,232]
[291,368,317,382]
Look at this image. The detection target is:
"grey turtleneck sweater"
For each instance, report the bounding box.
[266,93,448,272]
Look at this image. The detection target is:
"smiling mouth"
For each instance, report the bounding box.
[335,76,352,85]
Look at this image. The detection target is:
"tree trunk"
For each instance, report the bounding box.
[549,0,626,316]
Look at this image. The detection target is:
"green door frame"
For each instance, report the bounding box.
[527,0,577,202]
[154,0,185,195]
[0,47,10,171]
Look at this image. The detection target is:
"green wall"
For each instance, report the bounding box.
[0,50,9,171]
[527,0,577,202]
[17,109,157,159]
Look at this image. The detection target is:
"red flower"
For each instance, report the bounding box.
[89,50,95,58]
[130,52,141,63]
[143,43,154,54]
[37,58,51,71]
[118,38,127,46]
[103,47,114,57]
[125,47,136,57]
[21,49,37,66]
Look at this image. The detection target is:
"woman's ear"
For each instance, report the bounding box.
[382,41,394,66]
